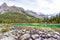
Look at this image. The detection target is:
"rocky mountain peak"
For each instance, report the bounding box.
[1,2,8,7]
[0,2,8,10]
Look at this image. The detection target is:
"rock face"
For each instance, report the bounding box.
[26,10,48,19]
[0,3,8,10]
[8,6,25,13]
[0,3,25,14]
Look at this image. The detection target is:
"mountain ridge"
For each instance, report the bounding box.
[0,3,47,19]
[0,3,60,23]
[0,3,59,19]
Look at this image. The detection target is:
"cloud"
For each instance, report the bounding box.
[34,0,60,14]
[0,0,60,14]
[0,0,5,5]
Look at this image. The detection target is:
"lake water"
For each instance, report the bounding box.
[12,24,60,28]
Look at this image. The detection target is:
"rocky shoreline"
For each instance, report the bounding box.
[0,27,60,40]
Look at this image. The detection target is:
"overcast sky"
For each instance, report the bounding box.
[0,0,60,14]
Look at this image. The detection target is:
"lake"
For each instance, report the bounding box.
[12,23,60,28]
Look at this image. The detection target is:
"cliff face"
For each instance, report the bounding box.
[0,3,25,13]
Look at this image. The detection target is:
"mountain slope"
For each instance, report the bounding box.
[0,3,46,19]
[0,11,41,23]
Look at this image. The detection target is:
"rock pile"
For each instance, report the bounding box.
[0,28,60,40]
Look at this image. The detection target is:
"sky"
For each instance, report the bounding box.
[0,0,60,14]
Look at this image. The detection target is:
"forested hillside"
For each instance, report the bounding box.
[0,11,41,23]
[0,11,60,23]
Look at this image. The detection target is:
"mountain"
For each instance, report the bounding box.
[0,3,60,23]
[0,3,47,19]
[26,10,47,19]
[0,3,58,20]
[0,3,42,23]
[0,11,41,23]
[0,3,25,13]
[0,3,8,11]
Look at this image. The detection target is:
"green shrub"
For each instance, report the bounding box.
[1,28,9,33]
